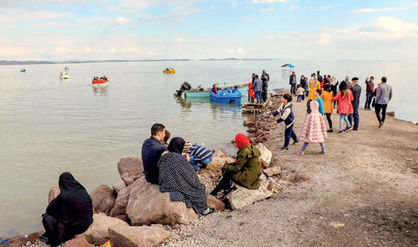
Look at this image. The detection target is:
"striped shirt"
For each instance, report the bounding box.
[188,144,212,162]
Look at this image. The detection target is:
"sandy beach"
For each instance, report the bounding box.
[162,97,418,247]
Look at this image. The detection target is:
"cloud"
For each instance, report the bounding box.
[259,7,275,12]
[252,0,288,3]
[139,7,200,22]
[222,0,239,7]
[0,10,75,21]
[242,16,256,21]
[289,5,299,11]
[225,47,245,56]
[411,2,418,6]
[351,7,407,13]
[114,17,132,25]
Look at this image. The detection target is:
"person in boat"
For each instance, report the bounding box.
[223,88,231,93]
[158,137,214,215]
[210,133,262,197]
[232,86,239,93]
[141,123,167,184]
[40,172,93,247]
[211,84,220,94]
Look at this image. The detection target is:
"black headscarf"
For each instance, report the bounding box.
[46,172,93,227]
[168,137,185,154]
[339,80,348,91]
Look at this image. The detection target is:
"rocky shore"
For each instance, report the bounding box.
[2,89,417,247]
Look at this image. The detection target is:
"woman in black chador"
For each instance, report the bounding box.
[41,172,93,247]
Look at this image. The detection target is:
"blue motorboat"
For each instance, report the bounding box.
[20,69,26,72]
[210,89,241,104]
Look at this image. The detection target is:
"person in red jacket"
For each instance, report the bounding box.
[248,82,255,103]
[332,81,353,133]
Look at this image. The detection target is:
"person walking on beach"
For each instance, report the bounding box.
[253,75,263,103]
[307,75,321,100]
[322,84,334,132]
[296,85,305,102]
[289,71,297,95]
[296,100,327,155]
[333,81,353,133]
[348,77,362,131]
[41,172,93,247]
[142,123,167,184]
[300,75,308,101]
[364,76,374,110]
[271,94,298,150]
[375,76,392,128]
[314,89,325,115]
[262,71,269,102]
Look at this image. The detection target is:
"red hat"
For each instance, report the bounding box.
[235,133,250,149]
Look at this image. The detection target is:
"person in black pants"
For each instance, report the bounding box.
[374,77,392,128]
[41,172,93,247]
[271,94,298,150]
[348,77,362,130]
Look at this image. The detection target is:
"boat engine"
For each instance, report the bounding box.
[175,82,192,97]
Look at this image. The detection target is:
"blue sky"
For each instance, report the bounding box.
[0,0,417,61]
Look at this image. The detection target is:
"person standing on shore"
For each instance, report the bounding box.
[348,77,362,131]
[289,71,297,95]
[314,89,325,116]
[364,76,374,110]
[317,71,323,83]
[253,75,263,104]
[345,76,352,89]
[296,100,327,155]
[321,84,334,132]
[307,75,320,100]
[271,94,298,150]
[262,71,269,102]
[333,81,353,133]
[247,80,255,103]
[142,123,167,184]
[296,85,305,102]
[41,172,93,247]
[300,75,308,101]
[375,76,392,128]
[251,73,255,83]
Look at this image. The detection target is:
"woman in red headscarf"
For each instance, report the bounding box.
[210,133,262,197]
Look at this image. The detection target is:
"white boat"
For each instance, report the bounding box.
[60,74,70,79]
[60,67,70,79]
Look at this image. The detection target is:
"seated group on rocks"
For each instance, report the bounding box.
[41,123,262,246]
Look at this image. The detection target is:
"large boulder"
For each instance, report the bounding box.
[207,195,225,211]
[48,186,60,203]
[108,225,170,247]
[85,214,129,245]
[255,143,272,168]
[226,174,274,210]
[110,185,132,222]
[126,177,198,225]
[118,157,143,186]
[112,179,126,194]
[263,166,281,177]
[91,185,116,215]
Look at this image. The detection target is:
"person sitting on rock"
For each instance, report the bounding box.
[158,137,214,216]
[188,143,213,171]
[210,133,262,197]
[142,123,167,184]
[40,172,93,247]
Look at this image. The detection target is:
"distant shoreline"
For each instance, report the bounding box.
[0,58,274,66]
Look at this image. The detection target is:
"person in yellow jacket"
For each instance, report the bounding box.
[307,75,321,100]
[321,84,334,132]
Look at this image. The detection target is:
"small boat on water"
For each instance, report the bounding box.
[184,83,247,98]
[210,89,242,104]
[92,76,109,85]
[163,68,176,74]
[60,67,70,79]
[20,69,26,72]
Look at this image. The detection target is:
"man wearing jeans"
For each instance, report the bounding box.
[253,75,263,103]
[364,76,374,110]
[375,77,392,128]
[348,77,362,131]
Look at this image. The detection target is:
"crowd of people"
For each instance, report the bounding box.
[248,70,270,103]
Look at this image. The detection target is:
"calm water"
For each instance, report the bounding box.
[0,60,417,235]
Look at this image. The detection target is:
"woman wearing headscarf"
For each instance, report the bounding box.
[158,137,214,215]
[41,172,93,247]
[307,74,321,100]
[210,133,262,197]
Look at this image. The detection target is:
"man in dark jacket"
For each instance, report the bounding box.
[300,75,308,100]
[348,77,362,131]
[364,76,374,110]
[289,71,297,95]
[141,123,167,184]
[261,71,269,102]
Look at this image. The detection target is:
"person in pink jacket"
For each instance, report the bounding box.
[332,81,353,133]
[296,100,327,155]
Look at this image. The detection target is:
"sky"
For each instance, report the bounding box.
[0,0,417,61]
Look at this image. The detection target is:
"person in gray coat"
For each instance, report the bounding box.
[253,75,263,103]
[375,77,393,128]
[348,77,362,130]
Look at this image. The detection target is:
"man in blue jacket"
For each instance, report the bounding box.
[141,123,167,184]
[271,94,298,150]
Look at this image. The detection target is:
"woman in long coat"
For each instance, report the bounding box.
[307,75,321,100]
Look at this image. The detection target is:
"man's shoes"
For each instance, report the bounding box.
[292,140,299,145]
[281,146,289,150]
[343,126,352,131]
[327,129,333,133]
[353,128,358,131]
[378,122,384,128]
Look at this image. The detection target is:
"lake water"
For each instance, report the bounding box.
[0,60,417,236]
